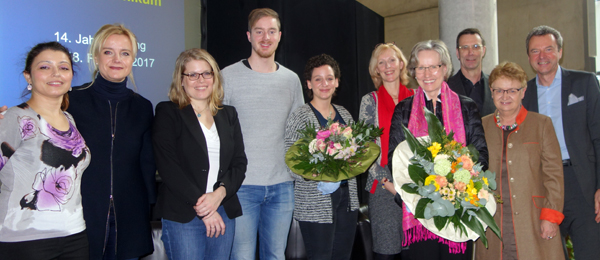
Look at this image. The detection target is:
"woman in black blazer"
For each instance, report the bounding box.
[152,48,247,260]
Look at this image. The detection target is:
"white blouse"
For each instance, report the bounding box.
[200,122,220,193]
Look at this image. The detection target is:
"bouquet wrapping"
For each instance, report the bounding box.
[392,108,501,247]
[285,120,382,182]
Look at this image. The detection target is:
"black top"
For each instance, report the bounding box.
[308,102,345,127]
[67,80,156,259]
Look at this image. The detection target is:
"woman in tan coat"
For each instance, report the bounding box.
[476,61,564,260]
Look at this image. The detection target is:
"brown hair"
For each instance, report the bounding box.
[168,48,223,115]
[248,8,280,31]
[368,43,409,88]
[303,54,341,99]
[23,41,74,111]
[456,28,486,48]
[526,25,563,53]
[489,61,528,89]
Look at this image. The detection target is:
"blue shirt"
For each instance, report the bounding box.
[536,66,570,160]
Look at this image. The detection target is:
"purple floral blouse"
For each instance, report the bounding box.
[0,103,90,242]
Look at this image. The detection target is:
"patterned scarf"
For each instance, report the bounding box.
[403,81,467,254]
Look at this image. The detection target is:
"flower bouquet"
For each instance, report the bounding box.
[392,108,501,248]
[285,120,382,182]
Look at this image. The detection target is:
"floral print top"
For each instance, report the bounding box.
[0,103,90,242]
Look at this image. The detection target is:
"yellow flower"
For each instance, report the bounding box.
[482,177,489,186]
[425,175,440,191]
[428,142,442,158]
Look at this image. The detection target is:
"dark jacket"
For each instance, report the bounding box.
[447,71,495,117]
[67,85,156,260]
[387,94,489,173]
[523,68,600,206]
[152,102,247,222]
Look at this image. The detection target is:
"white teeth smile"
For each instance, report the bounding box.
[423,80,435,84]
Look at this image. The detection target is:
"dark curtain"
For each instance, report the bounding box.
[204,0,384,204]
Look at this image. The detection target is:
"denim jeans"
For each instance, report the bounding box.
[230,181,294,260]
[162,206,235,260]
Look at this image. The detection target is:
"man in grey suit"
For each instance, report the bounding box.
[522,25,600,259]
[447,28,495,117]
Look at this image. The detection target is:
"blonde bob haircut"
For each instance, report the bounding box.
[407,40,453,81]
[489,61,528,89]
[369,43,409,88]
[168,48,223,115]
[88,24,138,89]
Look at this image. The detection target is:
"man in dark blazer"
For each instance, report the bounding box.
[447,28,495,117]
[522,25,600,259]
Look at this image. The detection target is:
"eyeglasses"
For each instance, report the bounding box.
[491,88,524,96]
[414,65,443,74]
[182,72,214,80]
[458,44,482,51]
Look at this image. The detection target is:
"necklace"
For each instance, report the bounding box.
[193,105,209,118]
[495,111,518,131]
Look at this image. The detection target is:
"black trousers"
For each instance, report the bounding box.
[298,183,358,260]
[560,164,600,260]
[0,230,89,260]
[400,239,472,260]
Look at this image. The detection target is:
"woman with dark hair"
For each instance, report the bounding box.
[358,43,413,259]
[152,48,247,260]
[0,42,91,259]
[385,40,488,260]
[67,24,156,260]
[284,54,359,260]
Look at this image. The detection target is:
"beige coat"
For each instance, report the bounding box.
[475,109,564,260]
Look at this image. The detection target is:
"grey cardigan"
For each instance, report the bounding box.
[284,103,359,223]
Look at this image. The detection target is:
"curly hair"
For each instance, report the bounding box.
[303,54,341,99]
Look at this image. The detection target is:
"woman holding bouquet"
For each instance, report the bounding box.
[152,49,247,259]
[284,54,359,260]
[475,62,564,260]
[358,43,413,259]
[385,40,488,260]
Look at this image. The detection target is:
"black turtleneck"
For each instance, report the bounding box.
[90,74,132,103]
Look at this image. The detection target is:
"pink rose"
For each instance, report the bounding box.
[316,139,327,152]
[470,170,479,177]
[459,155,474,171]
[454,181,467,192]
[333,142,343,150]
[316,130,331,140]
[329,123,341,134]
[327,146,337,156]
[435,175,448,188]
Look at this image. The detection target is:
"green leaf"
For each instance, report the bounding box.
[461,210,488,248]
[433,216,449,231]
[402,124,422,152]
[424,108,445,143]
[467,144,479,164]
[475,207,501,241]
[401,184,418,194]
[408,164,428,184]
[414,198,432,219]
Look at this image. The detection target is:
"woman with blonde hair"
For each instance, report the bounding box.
[153,48,247,260]
[67,24,157,259]
[358,43,413,259]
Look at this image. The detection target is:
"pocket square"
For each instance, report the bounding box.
[567,93,584,106]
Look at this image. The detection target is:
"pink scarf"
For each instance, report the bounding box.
[402,81,467,254]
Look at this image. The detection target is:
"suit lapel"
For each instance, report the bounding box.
[182,105,208,156]
[482,74,495,116]
[561,69,574,146]
[214,108,232,174]
[524,79,539,112]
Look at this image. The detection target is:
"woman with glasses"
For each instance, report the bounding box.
[384,40,488,260]
[475,62,564,260]
[152,48,247,260]
[358,43,413,259]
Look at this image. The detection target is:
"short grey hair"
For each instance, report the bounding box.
[408,40,453,80]
[526,25,563,53]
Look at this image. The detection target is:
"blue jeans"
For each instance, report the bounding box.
[230,181,294,260]
[162,206,235,260]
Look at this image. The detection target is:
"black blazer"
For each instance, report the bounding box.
[152,101,247,223]
[522,68,600,206]
[447,71,495,117]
